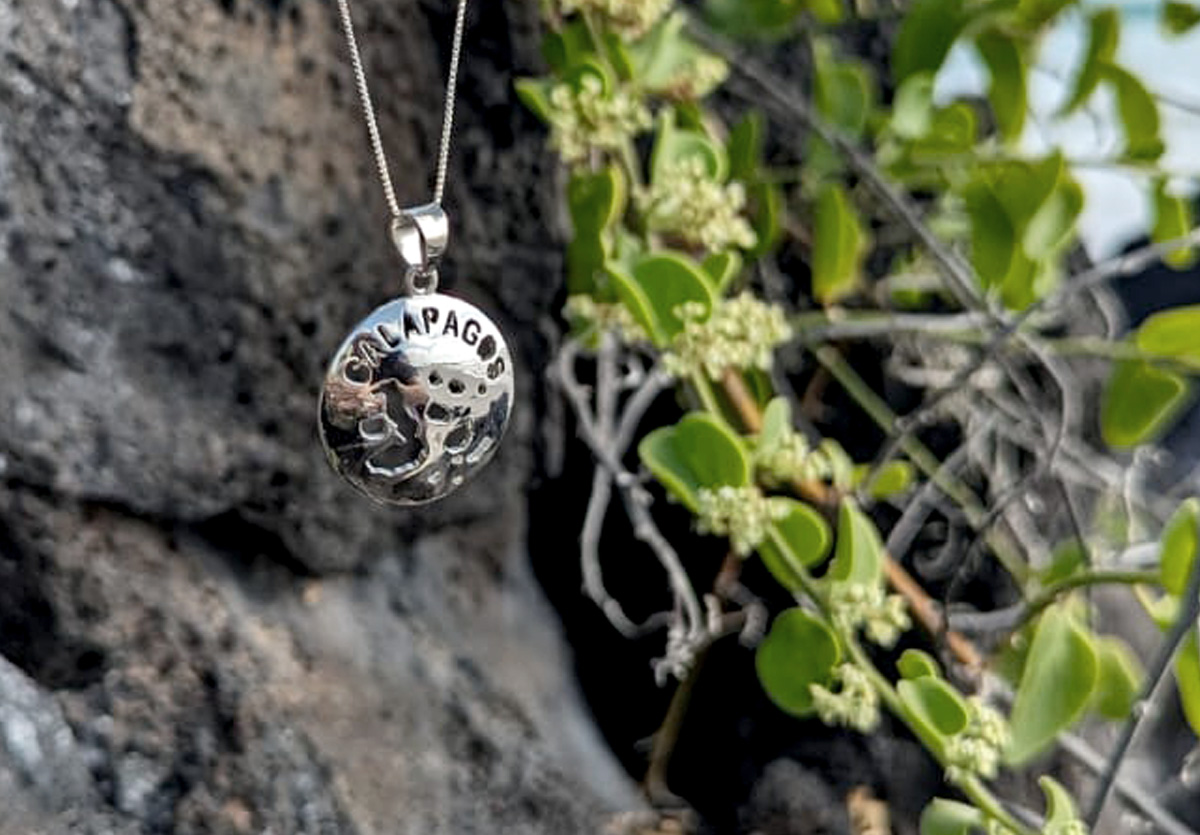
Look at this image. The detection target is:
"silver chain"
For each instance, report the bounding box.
[335,0,469,217]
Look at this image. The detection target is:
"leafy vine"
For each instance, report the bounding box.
[522,1,1200,832]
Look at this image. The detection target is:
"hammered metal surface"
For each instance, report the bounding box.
[319,293,513,505]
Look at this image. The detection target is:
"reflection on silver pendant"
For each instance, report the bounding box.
[318,293,514,505]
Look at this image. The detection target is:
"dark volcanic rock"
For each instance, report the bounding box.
[0,0,636,832]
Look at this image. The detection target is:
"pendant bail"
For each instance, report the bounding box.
[391,203,449,294]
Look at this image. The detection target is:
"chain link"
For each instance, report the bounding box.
[335,0,469,217]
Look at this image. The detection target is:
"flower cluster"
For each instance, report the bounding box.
[664,294,793,379]
[755,432,855,489]
[564,294,647,346]
[695,485,787,556]
[640,157,757,252]
[658,54,729,101]
[754,427,811,484]
[558,0,673,40]
[811,663,880,733]
[829,582,911,648]
[945,698,1011,785]
[547,75,651,167]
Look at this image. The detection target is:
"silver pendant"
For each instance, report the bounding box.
[318,204,513,506]
[319,293,513,505]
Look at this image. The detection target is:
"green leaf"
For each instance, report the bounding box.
[1104,65,1165,162]
[806,42,874,177]
[893,0,969,84]
[515,78,556,123]
[1005,252,1056,310]
[1101,359,1192,449]
[854,461,916,500]
[1091,637,1144,720]
[1024,173,1083,260]
[639,413,751,511]
[1016,0,1072,28]
[651,112,728,182]
[541,20,597,74]
[986,154,1064,238]
[1164,1,1200,35]
[812,183,868,304]
[919,799,985,835]
[758,539,805,593]
[703,251,743,293]
[806,0,844,25]
[976,29,1027,143]
[606,263,660,342]
[1160,498,1200,596]
[747,181,784,259]
[631,252,718,342]
[1176,629,1200,736]
[756,608,841,716]
[1137,304,1200,366]
[758,397,792,450]
[566,167,627,294]
[898,677,970,740]
[627,12,727,99]
[829,500,885,587]
[898,649,942,680]
[1136,585,1181,630]
[891,73,937,140]
[1151,180,1198,270]
[1039,776,1081,827]
[920,102,979,156]
[703,0,805,40]
[728,113,766,183]
[964,179,1016,289]
[1061,8,1120,115]
[813,40,875,140]
[760,498,833,578]
[1006,605,1099,764]
[568,167,625,239]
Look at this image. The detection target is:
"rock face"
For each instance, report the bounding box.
[0,0,638,832]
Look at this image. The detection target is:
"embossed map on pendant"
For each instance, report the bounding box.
[318,294,514,505]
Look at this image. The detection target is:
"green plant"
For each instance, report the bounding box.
[524,1,1200,832]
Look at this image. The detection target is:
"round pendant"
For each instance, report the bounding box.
[318,293,514,506]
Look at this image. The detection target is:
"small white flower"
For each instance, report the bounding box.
[564,295,647,345]
[641,157,757,253]
[558,0,673,39]
[754,429,812,485]
[811,663,880,733]
[945,697,1011,785]
[663,294,792,380]
[829,583,911,648]
[695,485,787,556]
[547,75,651,167]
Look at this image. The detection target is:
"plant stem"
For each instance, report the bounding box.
[812,346,986,522]
[690,372,725,417]
[645,647,707,807]
[793,310,1200,374]
[1018,569,1162,629]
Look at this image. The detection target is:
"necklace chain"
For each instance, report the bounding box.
[335,0,470,217]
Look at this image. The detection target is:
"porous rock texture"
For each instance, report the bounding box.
[0,0,640,832]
